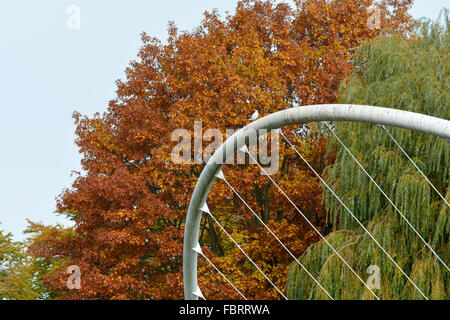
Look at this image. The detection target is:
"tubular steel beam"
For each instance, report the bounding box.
[183,104,450,300]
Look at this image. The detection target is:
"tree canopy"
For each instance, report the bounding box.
[287,12,449,300]
[0,223,41,300]
[22,0,415,299]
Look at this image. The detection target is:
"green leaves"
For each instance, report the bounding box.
[288,14,449,300]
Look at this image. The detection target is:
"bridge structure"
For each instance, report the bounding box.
[183,104,450,300]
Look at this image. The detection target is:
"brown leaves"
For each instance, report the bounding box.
[27,0,412,300]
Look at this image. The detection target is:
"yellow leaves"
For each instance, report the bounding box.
[28,0,415,300]
[88,119,124,155]
[116,210,137,222]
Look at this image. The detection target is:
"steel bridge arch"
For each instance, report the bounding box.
[183,104,450,300]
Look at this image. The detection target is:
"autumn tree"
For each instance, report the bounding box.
[28,0,413,299]
[0,221,57,300]
[287,13,449,300]
[0,223,40,299]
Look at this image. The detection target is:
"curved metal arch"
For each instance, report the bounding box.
[183,104,450,300]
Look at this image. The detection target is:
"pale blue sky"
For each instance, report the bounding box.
[0,0,447,240]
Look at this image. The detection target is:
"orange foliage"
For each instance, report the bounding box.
[27,0,412,299]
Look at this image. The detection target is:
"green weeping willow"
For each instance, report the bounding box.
[287,13,449,300]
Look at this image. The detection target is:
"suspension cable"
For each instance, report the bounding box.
[243,145,380,300]
[380,124,449,207]
[322,122,449,273]
[217,171,334,299]
[283,130,429,300]
[201,204,288,299]
[193,243,247,300]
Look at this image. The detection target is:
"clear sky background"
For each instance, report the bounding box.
[0,0,447,241]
